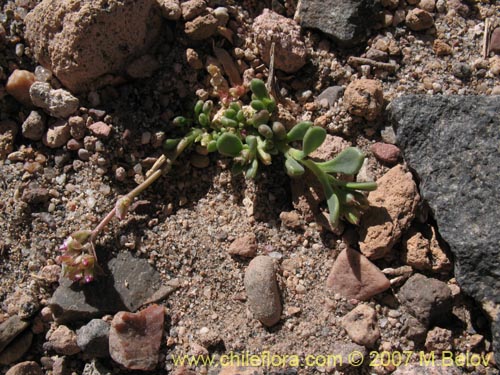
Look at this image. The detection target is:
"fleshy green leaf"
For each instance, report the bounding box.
[216,133,243,157]
[245,158,259,179]
[325,186,340,225]
[164,138,181,151]
[251,100,266,111]
[343,181,377,191]
[317,147,365,175]
[250,79,269,99]
[286,121,313,142]
[302,127,326,156]
[285,157,305,177]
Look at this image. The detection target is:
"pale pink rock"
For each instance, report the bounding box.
[359,165,420,259]
[109,304,165,371]
[344,79,384,121]
[43,120,71,149]
[341,305,380,347]
[88,121,111,138]
[228,234,257,258]
[253,9,307,73]
[371,142,400,164]
[44,325,80,355]
[25,0,162,93]
[326,248,390,300]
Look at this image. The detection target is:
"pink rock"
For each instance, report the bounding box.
[109,304,164,371]
[42,120,71,149]
[253,9,307,73]
[490,27,500,55]
[44,325,80,355]
[326,248,390,300]
[371,142,400,164]
[228,234,257,258]
[88,121,111,138]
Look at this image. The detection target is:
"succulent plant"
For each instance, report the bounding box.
[165,79,377,227]
[57,78,376,284]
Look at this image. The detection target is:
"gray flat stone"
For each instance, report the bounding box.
[49,252,164,324]
[0,316,30,353]
[297,0,378,47]
[390,95,500,364]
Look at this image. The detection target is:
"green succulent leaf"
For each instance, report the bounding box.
[198,113,210,127]
[285,157,305,177]
[272,122,286,140]
[216,133,243,157]
[258,124,273,139]
[207,140,218,153]
[325,185,340,226]
[343,181,377,191]
[251,110,270,127]
[164,138,181,151]
[224,108,237,119]
[221,116,238,128]
[245,158,259,179]
[317,147,365,175]
[236,110,245,123]
[251,100,266,111]
[302,127,326,156]
[173,116,188,127]
[262,97,276,113]
[194,100,204,116]
[202,100,213,115]
[229,102,241,112]
[286,121,313,142]
[250,79,269,99]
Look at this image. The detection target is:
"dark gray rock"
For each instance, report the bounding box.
[0,331,33,365]
[297,0,378,46]
[49,252,163,323]
[76,319,110,358]
[390,95,500,364]
[398,273,452,327]
[400,315,427,345]
[0,315,30,353]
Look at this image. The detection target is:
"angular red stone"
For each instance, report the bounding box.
[109,304,164,370]
[326,248,390,300]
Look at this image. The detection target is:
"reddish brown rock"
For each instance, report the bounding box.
[490,28,500,55]
[402,226,451,272]
[43,120,71,149]
[181,0,206,20]
[326,248,390,300]
[109,304,165,371]
[371,142,400,164]
[88,121,111,138]
[433,40,453,56]
[359,165,420,259]
[184,14,218,40]
[5,70,36,106]
[253,9,307,73]
[406,8,434,31]
[0,120,18,160]
[228,234,257,258]
[25,0,162,93]
[344,79,384,121]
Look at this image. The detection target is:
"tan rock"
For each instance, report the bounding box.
[184,14,218,40]
[280,211,302,230]
[25,0,162,93]
[5,361,42,375]
[181,0,206,21]
[341,305,380,347]
[5,70,36,106]
[418,0,436,12]
[433,40,452,56]
[0,120,18,160]
[402,225,451,272]
[157,0,181,20]
[43,120,71,149]
[359,165,420,259]
[44,325,80,355]
[326,248,390,301]
[344,79,384,121]
[253,9,307,73]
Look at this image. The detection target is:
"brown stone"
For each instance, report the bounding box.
[6,70,36,106]
[371,142,400,164]
[5,361,43,375]
[109,304,165,371]
[344,79,384,121]
[359,165,420,259]
[326,248,390,301]
[184,14,218,40]
[341,305,380,347]
[433,40,453,56]
[406,9,434,31]
[0,120,18,161]
[228,234,258,258]
[490,27,500,55]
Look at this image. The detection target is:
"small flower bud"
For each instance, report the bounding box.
[115,196,131,220]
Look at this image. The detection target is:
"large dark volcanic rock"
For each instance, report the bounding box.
[389,95,500,363]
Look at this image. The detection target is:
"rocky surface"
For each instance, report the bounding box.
[76,319,110,358]
[0,0,499,373]
[392,95,500,363]
[24,0,162,92]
